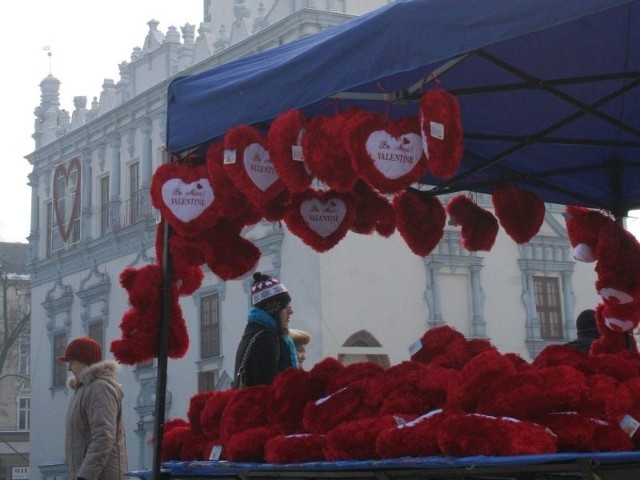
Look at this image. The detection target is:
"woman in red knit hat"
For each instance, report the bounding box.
[57,336,128,480]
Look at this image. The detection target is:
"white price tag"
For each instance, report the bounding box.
[408,338,423,357]
[291,145,305,162]
[223,149,237,165]
[209,444,223,460]
[430,121,445,140]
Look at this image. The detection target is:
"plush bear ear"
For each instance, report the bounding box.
[419,89,464,179]
[492,184,545,244]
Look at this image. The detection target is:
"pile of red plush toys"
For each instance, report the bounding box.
[160,205,640,463]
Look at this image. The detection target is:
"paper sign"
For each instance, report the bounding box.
[430,121,445,140]
[620,414,640,437]
[223,149,237,165]
[408,338,423,357]
[209,445,223,460]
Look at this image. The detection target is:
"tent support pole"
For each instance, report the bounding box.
[151,218,172,480]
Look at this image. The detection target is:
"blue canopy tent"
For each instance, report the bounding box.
[167,0,640,218]
[149,0,640,477]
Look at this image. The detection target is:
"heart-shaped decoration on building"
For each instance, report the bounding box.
[345,112,428,193]
[52,156,82,242]
[224,125,286,208]
[150,162,219,237]
[285,189,355,252]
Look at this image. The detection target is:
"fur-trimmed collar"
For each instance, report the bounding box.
[68,360,120,390]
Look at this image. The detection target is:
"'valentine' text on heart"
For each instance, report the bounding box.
[366,130,422,179]
[162,178,215,223]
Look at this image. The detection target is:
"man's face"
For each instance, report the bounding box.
[68,359,88,379]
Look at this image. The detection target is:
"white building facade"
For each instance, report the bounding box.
[26,1,599,478]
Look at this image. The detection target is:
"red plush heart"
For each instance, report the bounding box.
[420,89,464,180]
[267,109,314,193]
[284,189,355,252]
[345,112,428,194]
[393,190,446,257]
[223,125,286,208]
[302,110,360,192]
[446,195,499,251]
[351,181,396,237]
[206,141,256,223]
[52,156,82,242]
[150,162,219,237]
[492,184,545,244]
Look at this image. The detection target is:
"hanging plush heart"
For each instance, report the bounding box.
[267,109,314,193]
[223,125,286,208]
[261,188,291,222]
[351,181,396,237]
[393,189,446,257]
[302,110,360,192]
[150,162,219,237]
[419,89,464,179]
[492,184,545,244]
[345,112,428,194]
[284,189,355,252]
[446,195,499,252]
[206,141,255,222]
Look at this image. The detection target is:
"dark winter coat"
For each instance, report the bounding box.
[234,322,293,386]
[65,360,128,480]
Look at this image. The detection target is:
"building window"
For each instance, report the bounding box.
[128,162,141,225]
[534,276,563,340]
[198,370,218,393]
[88,321,104,359]
[17,396,30,431]
[53,332,67,387]
[19,338,30,377]
[100,175,110,235]
[200,294,220,358]
[46,201,63,255]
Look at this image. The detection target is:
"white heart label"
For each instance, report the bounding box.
[366,130,422,179]
[243,143,278,191]
[300,198,347,238]
[161,178,214,222]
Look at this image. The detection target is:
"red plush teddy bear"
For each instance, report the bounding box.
[564,205,640,354]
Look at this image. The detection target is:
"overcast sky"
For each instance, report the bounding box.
[0,1,202,243]
[2,1,639,244]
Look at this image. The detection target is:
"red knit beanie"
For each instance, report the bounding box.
[57,336,102,365]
